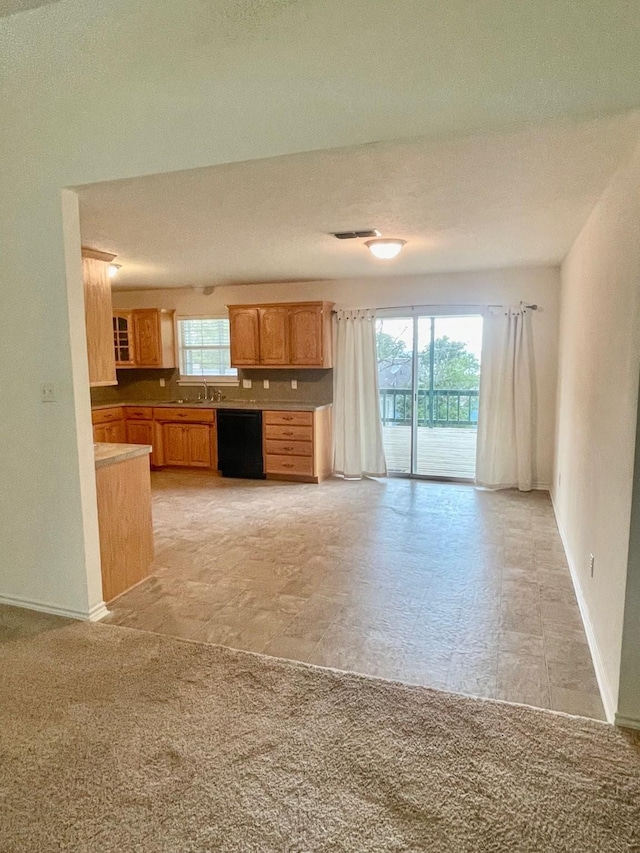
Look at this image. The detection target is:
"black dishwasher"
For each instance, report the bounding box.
[217,409,265,479]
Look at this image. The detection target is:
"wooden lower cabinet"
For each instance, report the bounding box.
[263,408,332,483]
[92,407,126,443]
[161,423,212,468]
[91,404,332,480]
[152,407,217,470]
[105,421,126,442]
[126,420,153,446]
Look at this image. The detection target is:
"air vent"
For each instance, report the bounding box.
[332,229,381,240]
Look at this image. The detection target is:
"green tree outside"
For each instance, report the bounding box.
[376,330,481,426]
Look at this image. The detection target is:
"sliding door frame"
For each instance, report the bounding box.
[377,306,483,483]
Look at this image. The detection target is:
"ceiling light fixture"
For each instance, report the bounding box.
[108,263,121,278]
[365,238,406,260]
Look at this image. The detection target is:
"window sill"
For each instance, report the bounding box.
[178,377,239,387]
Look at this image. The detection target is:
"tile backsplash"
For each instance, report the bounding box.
[90,368,333,406]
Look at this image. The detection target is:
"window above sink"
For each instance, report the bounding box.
[177,316,239,386]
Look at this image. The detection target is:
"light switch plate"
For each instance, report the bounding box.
[291,379,298,390]
[263,379,269,389]
[41,382,56,402]
[243,379,252,389]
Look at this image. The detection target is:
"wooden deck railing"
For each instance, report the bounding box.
[379,388,479,428]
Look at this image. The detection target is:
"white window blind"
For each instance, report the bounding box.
[177,317,237,381]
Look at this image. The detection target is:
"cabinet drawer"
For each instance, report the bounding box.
[153,407,214,423]
[264,424,313,442]
[265,454,314,476]
[265,439,313,457]
[125,406,153,420]
[92,407,124,425]
[264,411,313,427]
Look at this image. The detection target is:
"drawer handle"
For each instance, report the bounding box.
[283,446,293,451]
[282,431,294,436]
[282,463,294,468]
[177,412,187,417]
[282,416,294,421]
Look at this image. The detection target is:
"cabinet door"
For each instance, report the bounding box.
[83,256,117,386]
[259,307,289,365]
[113,312,135,366]
[229,308,260,365]
[163,424,188,465]
[132,309,162,366]
[289,305,324,366]
[127,420,153,447]
[105,421,126,443]
[93,424,108,443]
[185,424,212,468]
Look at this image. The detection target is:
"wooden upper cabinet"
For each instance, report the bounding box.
[229,307,260,365]
[113,311,135,366]
[228,302,334,368]
[131,309,176,368]
[82,249,117,387]
[290,304,325,366]
[259,306,289,365]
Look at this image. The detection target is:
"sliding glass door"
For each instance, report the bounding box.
[376,313,482,480]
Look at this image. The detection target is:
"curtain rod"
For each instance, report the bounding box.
[333,303,538,313]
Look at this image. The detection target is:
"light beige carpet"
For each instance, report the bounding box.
[0,611,639,852]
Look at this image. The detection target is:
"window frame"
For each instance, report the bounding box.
[176,314,239,386]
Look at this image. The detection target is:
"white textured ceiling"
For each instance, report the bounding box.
[77,112,640,290]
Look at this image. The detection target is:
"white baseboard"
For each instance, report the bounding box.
[0,593,108,623]
[550,494,617,724]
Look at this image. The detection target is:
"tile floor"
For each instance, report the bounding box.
[105,471,605,720]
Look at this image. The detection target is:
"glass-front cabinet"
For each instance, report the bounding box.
[113,311,135,366]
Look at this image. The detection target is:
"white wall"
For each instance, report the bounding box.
[0,0,638,619]
[113,266,560,488]
[553,142,640,723]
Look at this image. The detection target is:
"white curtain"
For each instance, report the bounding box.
[333,309,387,479]
[475,305,534,491]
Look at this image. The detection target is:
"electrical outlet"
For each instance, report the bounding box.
[589,554,595,577]
[263,379,269,389]
[243,379,252,389]
[291,379,297,390]
[41,383,56,403]
[159,378,166,387]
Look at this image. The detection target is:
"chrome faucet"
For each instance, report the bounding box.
[201,379,208,401]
